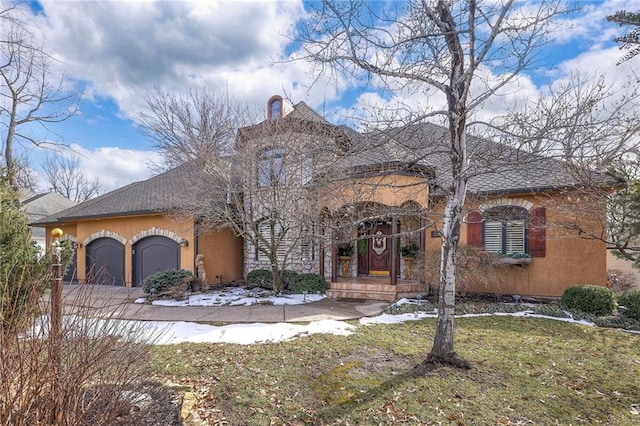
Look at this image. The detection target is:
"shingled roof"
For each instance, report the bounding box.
[336,122,585,195]
[33,161,201,225]
[34,101,600,226]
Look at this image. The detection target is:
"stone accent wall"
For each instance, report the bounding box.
[479,197,534,212]
[130,227,183,245]
[83,230,127,246]
[60,234,77,243]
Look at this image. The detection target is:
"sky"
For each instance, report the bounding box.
[3,0,638,194]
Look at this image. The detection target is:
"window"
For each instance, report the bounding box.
[301,222,316,261]
[267,95,283,120]
[256,221,289,262]
[257,148,286,187]
[483,206,527,255]
[301,156,313,185]
[467,206,546,257]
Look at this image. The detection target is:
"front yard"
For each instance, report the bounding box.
[150,315,640,425]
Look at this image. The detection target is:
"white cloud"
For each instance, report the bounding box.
[33,0,333,117]
[68,143,162,193]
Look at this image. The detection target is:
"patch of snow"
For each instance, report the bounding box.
[138,319,355,345]
[134,286,326,307]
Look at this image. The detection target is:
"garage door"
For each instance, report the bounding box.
[63,250,78,284]
[133,236,180,287]
[86,237,125,286]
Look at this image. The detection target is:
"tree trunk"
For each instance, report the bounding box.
[5,97,19,190]
[271,264,283,294]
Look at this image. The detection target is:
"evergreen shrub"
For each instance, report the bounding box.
[618,290,640,320]
[282,270,299,290]
[246,269,272,288]
[561,285,615,316]
[142,269,193,294]
[289,273,327,294]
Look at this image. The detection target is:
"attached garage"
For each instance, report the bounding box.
[63,250,78,284]
[132,236,180,287]
[86,237,125,286]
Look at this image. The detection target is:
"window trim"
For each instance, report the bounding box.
[482,206,529,255]
[257,147,287,187]
[267,95,283,121]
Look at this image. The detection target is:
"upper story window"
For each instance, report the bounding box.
[301,156,313,185]
[267,95,283,121]
[258,148,286,187]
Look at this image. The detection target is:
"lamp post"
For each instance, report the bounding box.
[50,228,64,343]
[50,227,63,424]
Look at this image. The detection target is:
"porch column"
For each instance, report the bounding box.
[391,214,398,286]
[319,218,325,277]
[331,229,337,283]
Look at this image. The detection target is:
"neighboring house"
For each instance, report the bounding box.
[33,96,608,299]
[20,189,76,255]
[606,247,640,291]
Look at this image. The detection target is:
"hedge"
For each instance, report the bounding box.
[618,290,640,321]
[561,285,615,316]
[289,273,327,294]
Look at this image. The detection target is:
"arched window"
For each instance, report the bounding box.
[483,206,528,255]
[257,148,286,187]
[267,95,283,121]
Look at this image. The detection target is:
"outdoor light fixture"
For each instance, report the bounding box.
[180,239,189,247]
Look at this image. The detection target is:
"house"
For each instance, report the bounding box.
[33,162,244,287]
[20,189,76,255]
[33,96,608,299]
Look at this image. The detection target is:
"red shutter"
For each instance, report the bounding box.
[466,211,483,247]
[529,207,546,257]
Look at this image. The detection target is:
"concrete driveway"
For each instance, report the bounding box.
[49,284,389,324]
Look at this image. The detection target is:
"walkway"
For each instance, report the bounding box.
[54,285,390,324]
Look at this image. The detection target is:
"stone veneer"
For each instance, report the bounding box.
[478,197,534,213]
[83,230,127,247]
[130,227,183,245]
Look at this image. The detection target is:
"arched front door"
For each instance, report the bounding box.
[86,237,125,286]
[132,236,180,287]
[357,222,401,277]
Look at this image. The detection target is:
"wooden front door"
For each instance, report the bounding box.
[368,224,391,276]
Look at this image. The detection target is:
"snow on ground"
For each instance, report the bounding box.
[139,320,355,345]
[121,294,616,345]
[134,286,325,307]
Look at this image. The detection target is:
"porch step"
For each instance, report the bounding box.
[327,281,428,301]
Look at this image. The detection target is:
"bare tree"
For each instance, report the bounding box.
[13,150,38,191]
[135,88,254,171]
[0,7,80,190]
[40,154,102,202]
[298,0,571,367]
[488,72,640,265]
[176,117,340,293]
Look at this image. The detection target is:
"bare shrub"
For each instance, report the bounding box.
[607,269,639,294]
[1,270,170,425]
[424,247,507,296]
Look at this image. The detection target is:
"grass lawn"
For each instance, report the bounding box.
[151,316,640,425]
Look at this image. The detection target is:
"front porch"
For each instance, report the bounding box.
[326,276,428,301]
